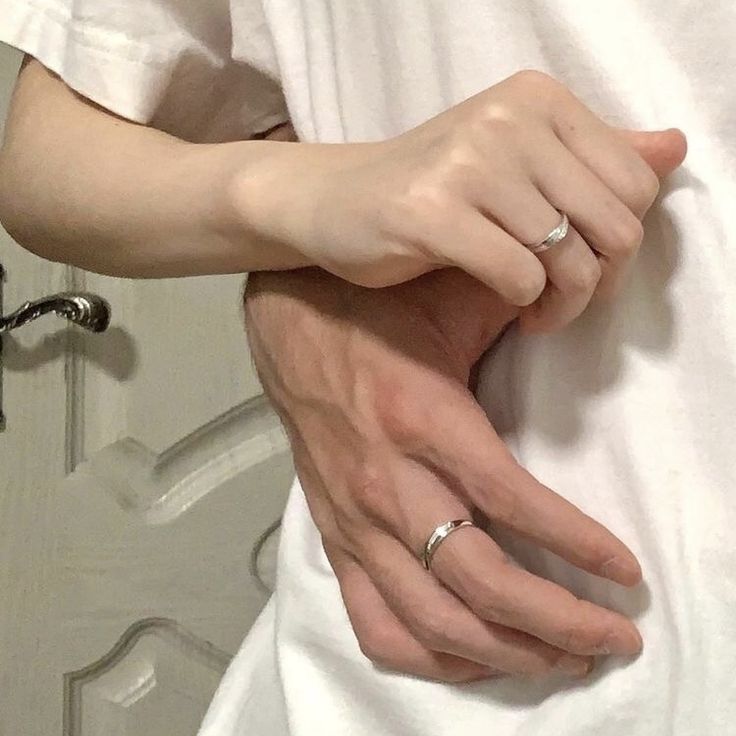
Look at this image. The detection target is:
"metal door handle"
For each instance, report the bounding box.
[0,292,110,334]
[0,261,112,429]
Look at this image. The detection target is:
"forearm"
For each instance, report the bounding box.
[0,59,308,277]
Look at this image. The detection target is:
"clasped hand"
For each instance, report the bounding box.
[243,73,686,681]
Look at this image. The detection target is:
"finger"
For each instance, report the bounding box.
[519,223,601,333]
[553,123,685,303]
[468,176,601,331]
[378,461,641,656]
[613,128,687,181]
[526,129,644,298]
[416,391,643,586]
[324,541,499,683]
[425,515,642,656]
[295,443,501,681]
[357,527,593,678]
[297,448,589,678]
[550,89,665,218]
[427,204,547,307]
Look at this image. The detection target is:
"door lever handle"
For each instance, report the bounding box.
[0,292,110,334]
[0,261,112,429]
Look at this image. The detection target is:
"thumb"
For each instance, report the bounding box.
[614,127,688,178]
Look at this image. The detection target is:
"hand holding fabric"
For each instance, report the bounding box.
[244,267,644,682]
[235,70,685,331]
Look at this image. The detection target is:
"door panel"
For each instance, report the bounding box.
[53,421,292,735]
[77,272,265,458]
[0,42,294,736]
[65,619,230,736]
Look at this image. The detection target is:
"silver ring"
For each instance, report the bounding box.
[526,211,570,254]
[422,519,476,571]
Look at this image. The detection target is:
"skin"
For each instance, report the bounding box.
[1,62,684,331]
[234,69,687,332]
[243,128,686,682]
[0,58,687,680]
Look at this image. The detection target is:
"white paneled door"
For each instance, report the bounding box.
[0,45,294,736]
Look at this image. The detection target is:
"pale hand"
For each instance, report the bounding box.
[234,69,686,332]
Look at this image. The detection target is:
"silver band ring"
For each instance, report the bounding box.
[422,519,476,570]
[526,211,570,254]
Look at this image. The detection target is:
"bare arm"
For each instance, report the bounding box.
[0,58,308,277]
[0,62,686,335]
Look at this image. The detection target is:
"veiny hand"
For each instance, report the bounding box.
[235,69,686,332]
[245,266,645,683]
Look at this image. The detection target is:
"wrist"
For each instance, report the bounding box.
[167,139,311,274]
[223,139,315,267]
[404,270,519,366]
[226,138,383,271]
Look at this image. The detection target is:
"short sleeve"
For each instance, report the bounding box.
[0,0,289,142]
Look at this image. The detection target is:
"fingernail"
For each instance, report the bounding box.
[597,627,643,656]
[600,556,643,587]
[555,654,592,678]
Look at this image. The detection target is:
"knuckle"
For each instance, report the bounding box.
[356,626,395,667]
[444,136,481,174]
[382,170,447,220]
[471,104,519,140]
[471,593,510,625]
[627,168,661,214]
[411,606,455,650]
[507,266,547,306]
[507,69,566,109]
[375,380,426,442]
[436,123,510,195]
[432,139,485,200]
[341,461,389,524]
[609,213,644,256]
[644,168,661,202]
[564,257,602,296]
[509,68,558,90]
[379,181,452,259]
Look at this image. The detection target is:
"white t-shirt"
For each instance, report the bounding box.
[2,1,734,734]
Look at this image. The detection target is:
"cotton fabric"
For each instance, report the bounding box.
[2,1,734,734]
[0,0,287,141]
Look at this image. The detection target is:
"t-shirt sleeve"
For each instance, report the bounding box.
[0,0,289,142]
